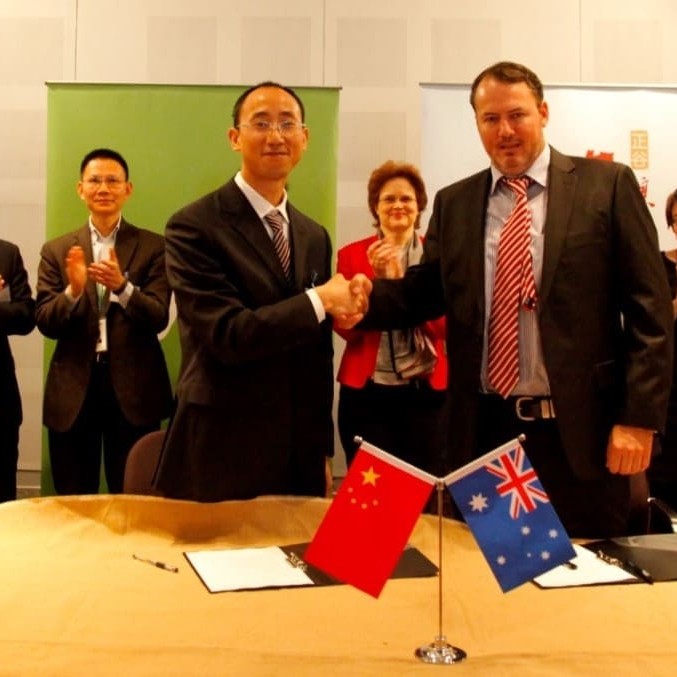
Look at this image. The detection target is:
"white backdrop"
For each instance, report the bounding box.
[421,83,677,251]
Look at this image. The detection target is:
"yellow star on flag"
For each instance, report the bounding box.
[361,465,380,486]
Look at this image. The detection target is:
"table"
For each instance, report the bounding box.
[0,495,675,675]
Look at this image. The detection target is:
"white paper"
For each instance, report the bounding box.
[533,544,638,588]
[185,546,314,593]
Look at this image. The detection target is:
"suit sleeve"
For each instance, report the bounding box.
[118,234,170,334]
[35,241,89,340]
[165,210,329,365]
[613,165,673,430]
[0,244,35,336]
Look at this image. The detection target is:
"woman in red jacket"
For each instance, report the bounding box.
[335,161,447,474]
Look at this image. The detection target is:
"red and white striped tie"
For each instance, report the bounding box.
[487,176,537,398]
[265,210,291,280]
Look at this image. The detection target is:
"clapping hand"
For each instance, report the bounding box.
[367,238,404,279]
[65,246,88,297]
[88,248,125,292]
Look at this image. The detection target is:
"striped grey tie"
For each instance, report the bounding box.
[265,210,291,280]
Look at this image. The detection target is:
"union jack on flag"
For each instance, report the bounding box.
[444,438,575,592]
[485,443,549,518]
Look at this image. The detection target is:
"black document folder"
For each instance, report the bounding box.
[284,542,438,587]
[584,534,677,582]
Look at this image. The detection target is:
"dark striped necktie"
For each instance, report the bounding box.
[264,210,291,280]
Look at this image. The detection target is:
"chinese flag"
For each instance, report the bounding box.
[304,440,436,597]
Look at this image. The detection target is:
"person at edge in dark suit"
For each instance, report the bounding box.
[36,148,172,494]
[153,82,368,502]
[649,188,677,511]
[343,61,673,538]
[0,239,35,501]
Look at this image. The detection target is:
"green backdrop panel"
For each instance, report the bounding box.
[44,82,339,495]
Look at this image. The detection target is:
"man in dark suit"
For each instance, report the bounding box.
[359,62,673,537]
[0,240,35,501]
[153,82,366,502]
[36,148,172,494]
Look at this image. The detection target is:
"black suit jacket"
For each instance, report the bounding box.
[0,240,35,426]
[36,220,173,431]
[367,148,673,480]
[154,179,334,501]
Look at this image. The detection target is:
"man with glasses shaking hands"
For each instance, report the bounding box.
[154,82,368,502]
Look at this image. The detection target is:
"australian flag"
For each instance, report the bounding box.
[444,438,575,592]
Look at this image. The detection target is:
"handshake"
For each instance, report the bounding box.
[315,273,373,329]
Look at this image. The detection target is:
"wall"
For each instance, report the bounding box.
[2,0,677,487]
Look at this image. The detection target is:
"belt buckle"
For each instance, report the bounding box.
[515,396,555,421]
[515,396,536,422]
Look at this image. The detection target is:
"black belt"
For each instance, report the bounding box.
[482,394,556,421]
[95,351,109,364]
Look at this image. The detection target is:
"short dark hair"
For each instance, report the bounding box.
[470,61,544,110]
[666,189,677,227]
[367,160,428,230]
[80,148,129,179]
[232,81,306,127]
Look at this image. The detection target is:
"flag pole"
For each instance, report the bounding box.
[415,480,466,664]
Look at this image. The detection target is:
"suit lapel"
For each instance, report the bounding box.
[540,148,577,306]
[221,181,293,288]
[73,225,99,312]
[114,220,139,278]
[288,205,312,290]
[468,171,492,328]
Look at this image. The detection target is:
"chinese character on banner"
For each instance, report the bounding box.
[304,440,436,598]
[630,130,649,170]
[444,438,575,592]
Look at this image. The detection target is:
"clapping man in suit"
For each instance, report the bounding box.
[36,148,173,495]
[0,240,35,501]
[153,82,368,502]
[357,62,673,537]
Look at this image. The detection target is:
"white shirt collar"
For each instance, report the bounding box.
[234,171,290,223]
[89,216,121,242]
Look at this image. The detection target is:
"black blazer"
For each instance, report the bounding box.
[154,179,334,501]
[36,220,173,431]
[367,147,673,480]
[0,240,35,426]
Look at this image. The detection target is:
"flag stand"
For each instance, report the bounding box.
[415,481,467,665]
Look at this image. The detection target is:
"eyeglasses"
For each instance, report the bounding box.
[238,120,306,137]
[84,176,127,189]
[378,195,416,206]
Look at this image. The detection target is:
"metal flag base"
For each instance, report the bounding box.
[415,636,467,665]
[414,480,467,665]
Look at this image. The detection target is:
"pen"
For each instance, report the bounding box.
[562,560,578,570]
[132,553,179,573]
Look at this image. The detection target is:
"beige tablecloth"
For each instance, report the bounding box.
[0,495,675,676]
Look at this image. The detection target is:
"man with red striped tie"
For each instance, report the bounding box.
[357,61,673,537]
